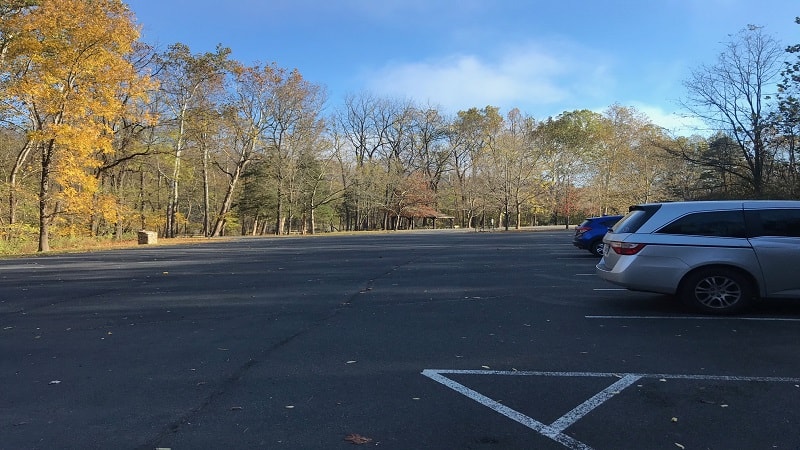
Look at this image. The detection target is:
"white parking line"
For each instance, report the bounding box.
[548,374,641,433]
[421,369,592,449]
[422,369,800,449]
[586,315,800,322]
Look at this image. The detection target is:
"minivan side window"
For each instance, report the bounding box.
[745,209,800,238]
[656,211,747,238]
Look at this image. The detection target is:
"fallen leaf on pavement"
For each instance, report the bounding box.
[344,433,373,444]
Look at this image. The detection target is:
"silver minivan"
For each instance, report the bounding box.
[595,200,800,314]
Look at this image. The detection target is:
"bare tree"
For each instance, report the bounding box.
[538,110,598,226]
[334,93,396,230]
[681,25,785,197]
[157,43,230,237]
[774,17,800,197]
[447,106,502,228]
[263,69,325,235]
[208,62,275,237]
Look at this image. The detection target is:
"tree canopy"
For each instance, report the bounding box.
[0,3,799,252]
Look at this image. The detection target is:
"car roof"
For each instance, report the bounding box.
[588,214,623,220]
[631,200,800,212]
[626,200,800,233]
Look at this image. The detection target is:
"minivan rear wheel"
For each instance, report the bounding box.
[679,267,754,314]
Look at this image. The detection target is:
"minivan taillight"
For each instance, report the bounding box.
[609,241,646,255]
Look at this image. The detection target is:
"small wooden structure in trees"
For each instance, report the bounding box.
[390,205,455,230]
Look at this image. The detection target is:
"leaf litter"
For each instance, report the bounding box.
[344,433,373,444]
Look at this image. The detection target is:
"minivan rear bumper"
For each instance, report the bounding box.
[596,255,689,295]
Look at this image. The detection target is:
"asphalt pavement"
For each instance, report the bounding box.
[1,229,799,449]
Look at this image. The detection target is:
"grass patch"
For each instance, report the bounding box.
[0,233,218,257]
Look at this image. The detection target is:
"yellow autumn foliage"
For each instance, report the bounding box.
[1,0,151,250]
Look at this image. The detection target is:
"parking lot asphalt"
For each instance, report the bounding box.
[1,229,799,449]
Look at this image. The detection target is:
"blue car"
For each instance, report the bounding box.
[572,215,623,256]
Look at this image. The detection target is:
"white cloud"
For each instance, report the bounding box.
[362,42,611,116]
[360,40,710,138]
[632,103,708,137]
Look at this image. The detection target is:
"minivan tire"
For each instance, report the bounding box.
[679,267,754,314]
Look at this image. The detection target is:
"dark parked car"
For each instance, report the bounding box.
[573,215,623,256]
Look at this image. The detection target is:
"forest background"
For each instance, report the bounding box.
[1,0,800,253]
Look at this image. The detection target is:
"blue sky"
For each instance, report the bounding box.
[125,0,798,135]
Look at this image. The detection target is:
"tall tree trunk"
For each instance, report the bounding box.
[114,171,126,240]
[167,157,180,237]
[276,184,284,235]
[211,161,247,237]
[309,201,316,235]
[202,143,210,237]
[38,142,54,252]
[251,215,259,236]
[138,170,146,230]
[167,112,187,238]
[8,141,33,229]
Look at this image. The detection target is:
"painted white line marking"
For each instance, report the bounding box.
[550,374,641,433]
[586,315,800,322]
[421,370,592,450]
[592,288,627,291]
[422,369,800,449]
[426,369,800,383]
[575,273,595,276]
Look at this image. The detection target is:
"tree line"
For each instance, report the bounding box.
[1,1,799,252]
